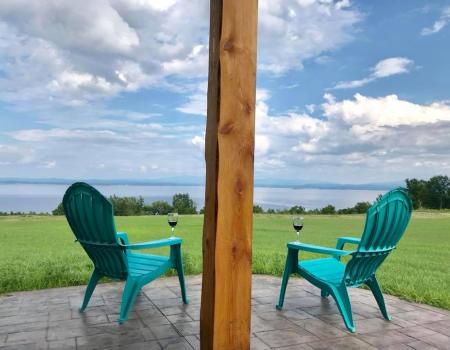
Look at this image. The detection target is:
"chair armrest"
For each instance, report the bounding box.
[116,232,129,245]
[336,237,361,250]
[119,237,182,250]
[287,242,354,257]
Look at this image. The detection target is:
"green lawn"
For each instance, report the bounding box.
[0,213,449,310]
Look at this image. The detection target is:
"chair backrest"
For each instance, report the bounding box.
[344,188,412,286]
[63,182,128,279]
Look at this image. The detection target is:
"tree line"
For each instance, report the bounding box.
[34,174,450,216]
[252,201,372,215]
[256,175,450,214]
[0,211,50,216]
[405,175,450,209]
[52,199,372,216]
[52,193,197,216]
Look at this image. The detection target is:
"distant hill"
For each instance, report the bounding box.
[0,177,401,190]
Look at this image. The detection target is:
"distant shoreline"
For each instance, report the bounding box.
[0,178,398,191]
[0,183,386,213]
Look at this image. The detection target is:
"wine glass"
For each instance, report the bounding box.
[168,212,178,238]
[292,216,304,242]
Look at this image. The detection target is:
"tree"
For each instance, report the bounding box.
[52,202,64,215]
[320,204,336,214]
[353,202,371,214]
[447,187,450,209]
[405,178,427,209]
[109,196,145,216]
[253,205,264,214]
[145,200,173,215]
[172,193,197,214]
[425,176,450,209]
[337,207,354,214]
[288,205,305,214]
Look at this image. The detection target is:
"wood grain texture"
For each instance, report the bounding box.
[200,0,258,348]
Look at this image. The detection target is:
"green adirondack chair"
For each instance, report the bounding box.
[276,188,412,332]
[63,182,188,324]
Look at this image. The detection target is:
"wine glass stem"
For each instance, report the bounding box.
[296,231,300,242]
[171,227,174,238]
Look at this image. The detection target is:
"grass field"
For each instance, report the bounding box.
[0,213,449,310]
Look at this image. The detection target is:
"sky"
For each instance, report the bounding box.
[0,0,449,184]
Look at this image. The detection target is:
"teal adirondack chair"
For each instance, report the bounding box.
[63,182,188,323]
[276,188,412,332]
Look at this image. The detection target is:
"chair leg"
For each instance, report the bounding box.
[174,245,189,304]
[329,284,355,333]
[119,279,140,324]
[366,275,391,320]
[276,251,295,310]
[80,269,101,312]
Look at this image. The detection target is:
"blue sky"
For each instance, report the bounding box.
[0,0,449,183]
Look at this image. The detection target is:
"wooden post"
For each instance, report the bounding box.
[200,0,258,349]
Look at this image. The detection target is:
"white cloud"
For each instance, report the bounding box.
[48,70,120,102]
[421,6,450,36]
[10,128,129,143]
[0,144,36,165]
[4,0,447,182]
[252,91,450,180]
[332,57,413,89]
[140,165,148,173]
[0,0,140,55]
[191,135,205,150]
[0,0,210,106]
[258,0,361,74]
[162,45,209,77]
[289,93,450,166]
[253,90,329,170]
[139,164,159,173]
[43,161,56,169]
[255,135,270,156]
[3,120,207,178]
[371,57,413,78]
[177,82,207,116]
[0,0,361,107]
[134,0,177,11]
[332,77,372,90]
[4,90,450,182]
[323,93,450,128]
[305,104,316,114]
[256,89,327,140]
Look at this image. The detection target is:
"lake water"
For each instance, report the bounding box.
[0,184,384,213]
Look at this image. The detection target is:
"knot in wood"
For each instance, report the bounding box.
[243,101,252,114]
[223,39,234,51]
[241,138,255,160]
[231,241,238,256]
[219,121,234,135]
[235,178,244,196]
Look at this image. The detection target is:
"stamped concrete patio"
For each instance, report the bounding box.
[0,275,449,350]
